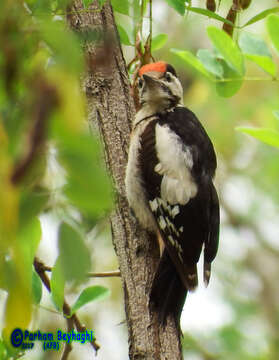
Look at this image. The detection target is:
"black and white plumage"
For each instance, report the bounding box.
[125,61,219,327]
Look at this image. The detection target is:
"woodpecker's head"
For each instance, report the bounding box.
[138,61,183,113]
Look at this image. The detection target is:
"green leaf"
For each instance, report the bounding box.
[18,187,49,228]
[238,32,276,76]
[82,0,93,8]
[197,49,223,78]
[32,269,42,304]
[273,110,279,120]
[186,6,235,27]
[70,286,110,315]
[111,0,129,15]
[216,59,243,97]
[58,133,112,218]
[40,20,84,74]
[142,0,148,15]
[151,34,168,51]
[17,218,42,268]
[50,258,65,311]
[117,24,132,46]
[236,127,279,148]
[163,0,185,15]
[207,26,244,75]
[245,54,276,77]
[132,0,141,25]
[0,258,16,291]
[16,217,41,315]
[267,14,279,55]
[171,49,211,78]
[58,222,91,283]
[243,7,279,27]
[239,32,271,57]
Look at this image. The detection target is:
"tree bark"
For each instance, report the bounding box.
[68,1,183,359]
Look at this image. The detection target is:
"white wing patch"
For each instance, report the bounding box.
[149,198,159,212]
[168,235,183,262]
[149,198,179,219]
[158,216,167,230]
[155,124,197,205]
[171,205,180,218]
[149,197,183,261]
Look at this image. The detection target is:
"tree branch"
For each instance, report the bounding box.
[67,1,183,358]
[33,258,100,358]
[11,78,57,185]
[87,270,121,277]
[36,263,121,278]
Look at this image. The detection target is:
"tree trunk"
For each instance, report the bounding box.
[68,1,183,359]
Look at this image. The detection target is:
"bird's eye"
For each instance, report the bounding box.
[138,78,143,88]
[165,73,172,82]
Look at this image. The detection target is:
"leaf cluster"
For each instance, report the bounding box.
[0,1,112,358]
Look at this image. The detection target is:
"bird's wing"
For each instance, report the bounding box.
[139,107,219,289]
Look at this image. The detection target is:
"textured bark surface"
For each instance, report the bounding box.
[68,1,183,359]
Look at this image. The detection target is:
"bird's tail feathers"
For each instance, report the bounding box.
[184,263,198,290]
[203,261,211,287]
[150,251,187,328]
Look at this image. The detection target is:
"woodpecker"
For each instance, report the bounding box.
[125,61,220,327]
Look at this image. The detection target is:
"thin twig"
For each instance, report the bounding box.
[149,0,152,47]
[39,263,121,278]
[11,79,58,185]
[61,316,74,360]
[140,0,144,39]
[87,270,121,277]
[41,265,52,272]
[33,258,100,356]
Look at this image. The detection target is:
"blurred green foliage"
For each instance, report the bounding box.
[1,0,279,359]
[0,0,112,358]
[70,285,110,316]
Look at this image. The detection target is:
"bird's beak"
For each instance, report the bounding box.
[142,74,161,89]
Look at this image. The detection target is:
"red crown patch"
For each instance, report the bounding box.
[139,61,167,77]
